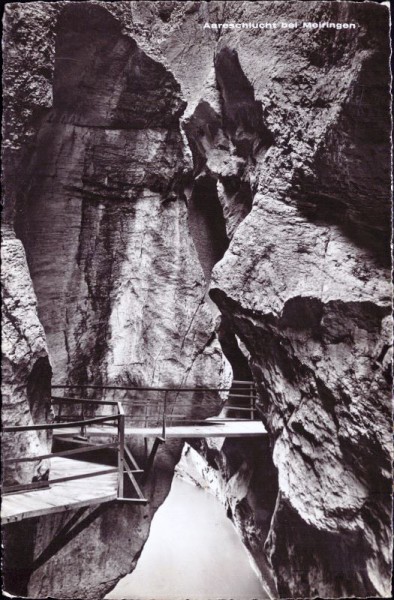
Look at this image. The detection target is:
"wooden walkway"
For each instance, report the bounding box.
[1,457,118,525]
[54,419,267,439]
[2,383,265,524]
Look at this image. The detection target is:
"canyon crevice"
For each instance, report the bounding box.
[2,2,392,599]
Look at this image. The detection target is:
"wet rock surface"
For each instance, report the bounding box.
[2,1,392,599]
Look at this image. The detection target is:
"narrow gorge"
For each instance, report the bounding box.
[1,2,392,599]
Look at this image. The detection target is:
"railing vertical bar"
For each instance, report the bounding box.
[252,383,257,420]
[144,401,149,431]
[117,402,125,499]
[162,391,167,440]
[144,438,148,463]
[81,400,85,436]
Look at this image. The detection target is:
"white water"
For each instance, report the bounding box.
[106,476,268,600]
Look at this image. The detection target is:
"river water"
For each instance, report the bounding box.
[106,477,268,600]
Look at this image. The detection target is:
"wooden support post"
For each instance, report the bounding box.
[144,438,148,464]
[144,403,148,431]
[121,461,148,503]
[80,387,86,436]
[117,402,125,499]
[124,444,144,473]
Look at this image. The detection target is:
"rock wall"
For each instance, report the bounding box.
[3,4,227,597]
[1,231,52,486]
[12,2,227,390]
[208,2,392,598]
[2,1,392,599]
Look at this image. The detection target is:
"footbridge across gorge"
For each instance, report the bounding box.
[1,382,266,525]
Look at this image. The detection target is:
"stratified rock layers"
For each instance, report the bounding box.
[2,1,392,599]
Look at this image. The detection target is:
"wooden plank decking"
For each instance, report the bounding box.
[55,419,267,439]
[1,457,118,525]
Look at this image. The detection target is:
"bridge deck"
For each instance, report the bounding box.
[1,457,118,525]
[55,419,267,439]
[2,418,266,524]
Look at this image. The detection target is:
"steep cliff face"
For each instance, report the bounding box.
[1,232,52,486]
[3,4,227,598]
[208,3,392,598]
[2,1,392,599]
[13,3,226,390]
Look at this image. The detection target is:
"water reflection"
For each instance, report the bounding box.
[106,477,267,600]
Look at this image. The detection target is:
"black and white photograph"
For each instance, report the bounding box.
[1,1,392,599]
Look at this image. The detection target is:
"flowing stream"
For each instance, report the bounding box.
[106,476,268,600]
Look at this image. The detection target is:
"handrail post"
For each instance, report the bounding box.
[78,385,85,436]
[251,382,257,420]
[162,391,167,440]
[117,402,125,499]
[81,401,86,437]
[58,399,63,423]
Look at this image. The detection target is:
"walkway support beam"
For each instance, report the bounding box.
[142,437,165,484]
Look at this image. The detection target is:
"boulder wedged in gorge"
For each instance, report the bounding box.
[2,1,392,598]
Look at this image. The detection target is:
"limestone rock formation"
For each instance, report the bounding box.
[2,1,392,599]
[1,232,52,485]
[11,3,227,391]
[208,4,392,597]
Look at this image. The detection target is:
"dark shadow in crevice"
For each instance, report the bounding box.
[27,356,52,424]
[2,519,39,597]
[215,47,274,160]
[218,316,252,381]
[187,175,229,281]
[27,356,53,479]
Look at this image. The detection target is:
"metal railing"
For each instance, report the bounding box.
[223,380,257,421]
[2,398,126,497]
[51,380,258,440]
[2,381,257,502]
